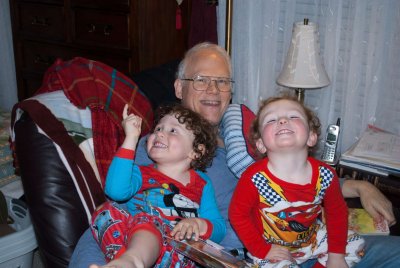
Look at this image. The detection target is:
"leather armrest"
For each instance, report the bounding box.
[14,113,88,267]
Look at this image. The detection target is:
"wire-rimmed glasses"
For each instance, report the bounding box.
[180,75,234,92]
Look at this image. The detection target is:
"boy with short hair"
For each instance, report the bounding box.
[229,95,364,268]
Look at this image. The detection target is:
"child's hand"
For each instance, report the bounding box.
[121,104,142,150]
[265,244,294,263]
[326,253,348,268]
[122,104,142,137]
[170,218,207,241]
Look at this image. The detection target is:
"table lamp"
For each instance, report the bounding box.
[276,18,330,103]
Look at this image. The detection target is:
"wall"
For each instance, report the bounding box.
[0,0,18,111]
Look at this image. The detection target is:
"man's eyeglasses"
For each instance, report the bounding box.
[180,76,234,92]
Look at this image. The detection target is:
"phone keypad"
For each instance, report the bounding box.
[322,147,335,162]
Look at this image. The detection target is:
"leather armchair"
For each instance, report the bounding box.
[12,59,179,267]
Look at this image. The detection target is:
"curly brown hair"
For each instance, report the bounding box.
[250,94,321,157]
[152,104,217,171]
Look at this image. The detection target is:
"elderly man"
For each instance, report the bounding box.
[70,42,399,268]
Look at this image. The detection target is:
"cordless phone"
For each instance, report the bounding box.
[321,118,340,164]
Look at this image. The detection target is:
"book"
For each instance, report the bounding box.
[165,236,253,268]
[348,208,390,236]
[340,125,400,175]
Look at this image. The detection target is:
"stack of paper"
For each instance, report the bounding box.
[340,125,400,175]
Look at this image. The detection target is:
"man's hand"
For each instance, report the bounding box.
[342,179,396,226]
[170,218,207,241]
[121,104,142,150]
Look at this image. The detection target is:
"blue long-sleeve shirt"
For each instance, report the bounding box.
[105,149,226,243]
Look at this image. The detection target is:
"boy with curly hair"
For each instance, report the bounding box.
[90,104,225,268]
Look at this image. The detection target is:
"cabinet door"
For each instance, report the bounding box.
[133,0,191,70]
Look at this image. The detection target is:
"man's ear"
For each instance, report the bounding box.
[175,79,183,100]
[255,138,267,154]
[307,131,318,147]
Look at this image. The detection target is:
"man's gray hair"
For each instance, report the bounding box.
[176,42,232,79]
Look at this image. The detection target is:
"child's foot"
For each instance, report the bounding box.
[89,254,145,268]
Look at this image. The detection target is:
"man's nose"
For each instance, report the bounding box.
[205,80,219,94]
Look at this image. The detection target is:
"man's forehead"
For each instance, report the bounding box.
[186,51,230,76]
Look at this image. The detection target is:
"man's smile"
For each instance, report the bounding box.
[200,100,220,106]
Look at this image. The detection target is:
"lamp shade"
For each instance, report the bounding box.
[277,21,330,89]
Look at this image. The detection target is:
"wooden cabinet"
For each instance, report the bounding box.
[9,0,191,100]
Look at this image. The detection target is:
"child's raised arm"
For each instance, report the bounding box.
[121,104,143,150]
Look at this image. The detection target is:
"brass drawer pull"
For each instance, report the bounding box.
[86,23,112,36]
[87,23,96,33]
[31,16,50,27]
[103,25,112,36]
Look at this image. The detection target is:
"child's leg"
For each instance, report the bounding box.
[91,201,131,261]
[91,206,195,268]
[305,225,365,267]
[91,210,163,268]
[343,230,365,266]
[90,228,162,268]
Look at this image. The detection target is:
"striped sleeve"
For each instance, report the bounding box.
[221,104,256,178]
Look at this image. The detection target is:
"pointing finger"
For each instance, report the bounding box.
[123,104,129,119]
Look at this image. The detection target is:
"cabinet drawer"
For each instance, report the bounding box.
[21,41,131,75]
[17,2,65,41]
[72,9,129,49]
[21,41,73,72]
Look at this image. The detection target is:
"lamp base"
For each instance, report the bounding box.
[295,88,305,103]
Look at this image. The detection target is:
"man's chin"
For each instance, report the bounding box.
[201,112,222,126]
[205,117,220,127]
